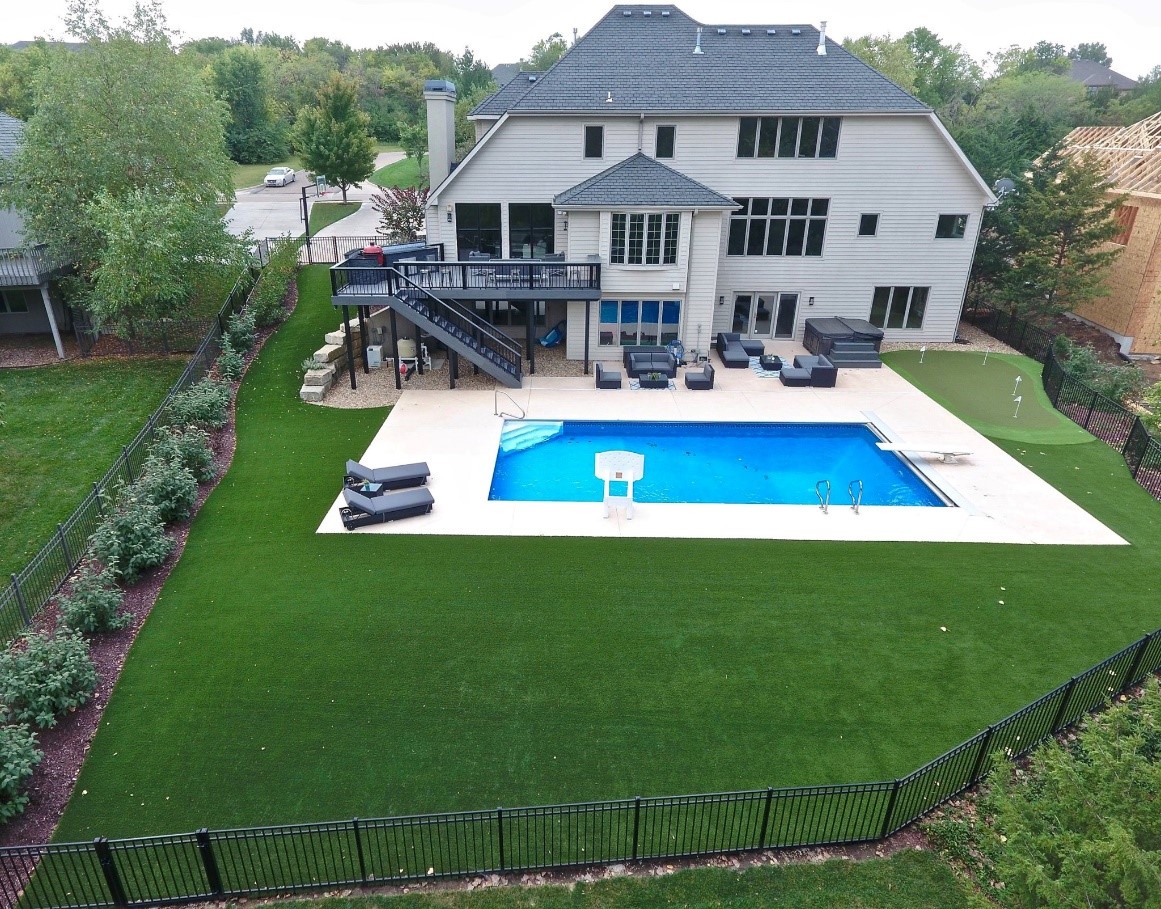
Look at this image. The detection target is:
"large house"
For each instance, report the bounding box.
[0,111,70,359]
[333,4,992,388]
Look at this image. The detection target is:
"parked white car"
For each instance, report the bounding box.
[264,167,296,187]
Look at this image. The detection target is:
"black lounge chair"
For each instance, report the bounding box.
[344,459,430,491]
[684,363,714,390]
[595,363,622,389]
[340,487,434,530]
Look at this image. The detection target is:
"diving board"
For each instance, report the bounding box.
[876,443,973,463]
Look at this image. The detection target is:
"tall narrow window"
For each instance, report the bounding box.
[584,125,604,158]
[819,117,841,157]
[627,214,645,264]
[777,118,800,157]
[611,214,627,263]
[656,125,676,159]
[737,117,758,157]
[663,213,679,263]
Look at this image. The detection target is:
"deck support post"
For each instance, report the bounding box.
[356,305,369,374]
[526,303,536,375]
[449,350,458,389]
[389,308,401,390]
[40,282,65,359]
[583,300,591,375]
[414,322,424,375]
[342,305,357,390]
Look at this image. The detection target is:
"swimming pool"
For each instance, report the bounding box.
[488,420,948,506]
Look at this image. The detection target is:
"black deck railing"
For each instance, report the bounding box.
[4,624,1161,908]
[331,259,602,298]
[963,303,1161,501]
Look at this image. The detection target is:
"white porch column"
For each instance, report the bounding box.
[39,282,65,359]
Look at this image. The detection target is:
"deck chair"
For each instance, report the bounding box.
[344,459,430,491]
[340,487,434,530]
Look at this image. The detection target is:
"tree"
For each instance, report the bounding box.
[1069,42,1112,67]
[904,27,981,108]
[371,185,429,244]
[211,47,288,163]
[975,146,1125,319]
[396,120,427,168]
[294,73,375,202]
[841,34,917,94]
[0,41,52,120]
[3,0,235,319]
[522,33,569,71]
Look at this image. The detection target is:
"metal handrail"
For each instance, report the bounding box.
[848,480,864,515]
[815,479,831,514]
[387,268,522,356]
[494,390,526,419]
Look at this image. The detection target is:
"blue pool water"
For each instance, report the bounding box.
[488,420,947,506]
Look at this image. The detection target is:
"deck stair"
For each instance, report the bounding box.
[381,269,525,388]
[499,421,564,454]
[826,339,882,368]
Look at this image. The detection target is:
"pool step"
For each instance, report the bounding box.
[499,421,564,454]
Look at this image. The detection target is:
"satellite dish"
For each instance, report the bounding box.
[994,177,1017,197]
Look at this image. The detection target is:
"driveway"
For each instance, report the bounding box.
[225,151,406,239]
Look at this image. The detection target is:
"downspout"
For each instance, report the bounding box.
[638,112,644,152]
[682,209,697,353]
[954,205,988,340]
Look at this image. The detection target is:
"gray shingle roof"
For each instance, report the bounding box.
[1068,59,1137,91]
[501,5,927,115]
[473,71,545,117]
[0,112,24,159]
[554,152,738,207]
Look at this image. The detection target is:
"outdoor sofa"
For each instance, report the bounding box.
[778,355,838,388]
[622,345,677,379]
[340,487,434,530]
[684,363,715,390]
[595,362,622,389]
[716,333,766,368]
[344,459,430,491]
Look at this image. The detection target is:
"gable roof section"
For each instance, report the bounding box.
[506,5,928,115]
[473,71,545,118]
[1068,59,1137,92]
[0,112,24,159]
[1062,112,1161,195]
[554,152,738,208]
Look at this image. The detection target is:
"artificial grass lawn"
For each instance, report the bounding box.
[0,357,185,579]
[310,202,362,234]
[371,156,424,189]
[279,850,987,909]
[53,269,1161,840]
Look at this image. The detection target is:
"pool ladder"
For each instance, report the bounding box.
[815,480,831,513]
[816,479,864,514]
[848,479,864,515]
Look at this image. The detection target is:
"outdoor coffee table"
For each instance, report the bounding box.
[759,355,783,372]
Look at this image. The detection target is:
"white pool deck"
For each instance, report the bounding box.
[317,345,1126,546]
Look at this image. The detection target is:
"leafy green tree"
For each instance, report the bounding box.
[0,41,52,120]
[396,120,427,168]
[522,33,569,71]
[976,146,1124,318]
[371,185,429,244]
[1069,42,1112,67]
[842,34,917,94]
[294,73,375,202]
[991,41,1070,78]
[904,27,981,108]
[303,37,352,70]
[212,46,288,163]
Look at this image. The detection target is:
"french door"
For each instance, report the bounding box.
[732,292,799,338]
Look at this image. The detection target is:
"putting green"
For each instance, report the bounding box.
[882,350,1093,445]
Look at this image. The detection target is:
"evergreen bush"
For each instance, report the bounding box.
[60,565,130,635]
[90,488,174,584]
[0,631,98,729]
[0,724,42,820]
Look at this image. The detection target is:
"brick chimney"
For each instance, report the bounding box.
[423,79,457,189]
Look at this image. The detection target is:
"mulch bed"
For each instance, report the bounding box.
[0,281,297,850]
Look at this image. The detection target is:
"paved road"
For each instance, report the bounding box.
[225,151,406,239]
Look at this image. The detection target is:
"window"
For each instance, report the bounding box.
[474,301,546,328]
[0,289,34,314]
[869,286,929,330]
[455,203,502,258]
[1112,205,1138,246]
[584,125,604,158]
[611,213,680,265]
[598,298,682,345]
[935,214,968,239]
[858,214,879,237]
[727,197,828,257]
[508,204,555,259]
[655,125,676,159]
[736,116,841,158]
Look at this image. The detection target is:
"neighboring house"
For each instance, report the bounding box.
[490,63,522,87]
[0,112,70,358]
[1060,113,1161,355]
[1067,58,1137,95]
[333,5,992,388]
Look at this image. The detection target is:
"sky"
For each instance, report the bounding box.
[4,0,1160,81]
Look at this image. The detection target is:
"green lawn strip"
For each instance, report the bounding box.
[53,268,1161,842]
[0,357,186,578]
[882,350,1091,445]
[310,202,363,234]
[371,156,424,189]
[277,850,988,909]
[231,157,305,190]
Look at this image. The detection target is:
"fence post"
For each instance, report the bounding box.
[194,828,224,897]
[757,787,774,849]
[631,796,641,861]
[351,818,368,883]
[1123,633,1154,688]
[9,574,31,626]
[968,726,996,785]
[122,447,135,484]
[879,779,902,839]
[93,482,105,516]
[1051,677,1079,733]
[496,807,505,872]
[1083,391,1098,430]
[56,523,73,568]
[93,838,129,908]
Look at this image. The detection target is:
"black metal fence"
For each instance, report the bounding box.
[4,624,1161,908]
[964,303,1161,501]
[0,268,259,646]
[255,235,386,267]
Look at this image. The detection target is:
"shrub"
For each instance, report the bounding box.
[90,488,173,584]
[167,377,231,429]
[1055,337,1147,403]
[250,241,299,328]
[148,426,215,484]
[60,565,130,635]
[217,338,245,382]
[135,455,198,525]
[0,724,42,820]
[1142,382,1161,436]
[226,307,256,352]
[0,631,98,729]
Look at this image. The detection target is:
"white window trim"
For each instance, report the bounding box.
[655,124,676,159]
[934,214,969,240]
[857,213,880,238]
[609,211,680,267]
[583,124,604,160]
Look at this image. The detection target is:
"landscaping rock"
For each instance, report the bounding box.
[325,326,362,347]
[302,367,335,388]
[314,344,345,364]
[299,384,327,403]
